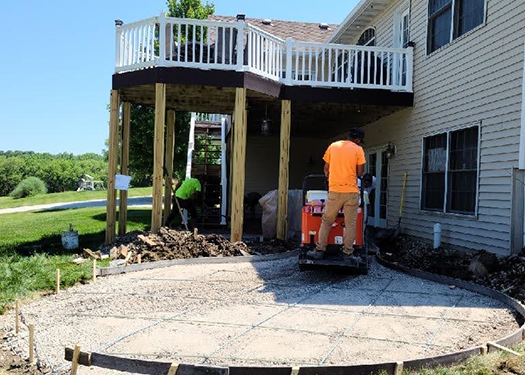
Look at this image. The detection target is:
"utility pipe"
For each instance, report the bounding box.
[433,223,441,249]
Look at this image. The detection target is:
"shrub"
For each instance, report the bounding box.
[9,177,47,199]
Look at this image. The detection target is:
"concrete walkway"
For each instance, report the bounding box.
[0,258,519,374]
[0,196,152,215]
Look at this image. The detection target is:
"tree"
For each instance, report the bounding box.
[125,0,215,186]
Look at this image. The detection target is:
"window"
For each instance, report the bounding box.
[421,125,479,215]
[427,0,485,54]
[357,28,376,46]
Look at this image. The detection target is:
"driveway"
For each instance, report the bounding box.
[0,196,152,215]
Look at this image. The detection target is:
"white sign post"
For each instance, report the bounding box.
[115,174,131,190]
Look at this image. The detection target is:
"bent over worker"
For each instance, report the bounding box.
[307,128,366,260]
[164,177,201,230]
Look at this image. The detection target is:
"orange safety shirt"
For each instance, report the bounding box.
[323,140,366,193]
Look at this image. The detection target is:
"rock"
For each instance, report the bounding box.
[118,245,129,259]
[472,250,499,272]
[72,257,86,264]
[138,234,157,247]
[109,259,127,267]
[83,248,101,260]
[239,249,250,256]
[469,257,489,278]
[109,246,119,260]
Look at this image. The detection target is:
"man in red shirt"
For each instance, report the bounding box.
[308,128,366,260]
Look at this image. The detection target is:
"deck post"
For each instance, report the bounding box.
[105,89,120,244]
[231,88,247,242]
[151,83,167,232]
[277,100,291,240]
[118,101,131,236]
[163,110,176,223]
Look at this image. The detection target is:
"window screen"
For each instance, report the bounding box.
[422,133,447,210]
[447,126,478,214]
[456,0,485,37]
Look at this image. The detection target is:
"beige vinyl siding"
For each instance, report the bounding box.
[335,0,525,254]
[244,135,327,196]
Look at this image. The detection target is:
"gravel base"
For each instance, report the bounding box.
[0,258,519,375]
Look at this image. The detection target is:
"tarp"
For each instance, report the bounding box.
[259,189,303,240]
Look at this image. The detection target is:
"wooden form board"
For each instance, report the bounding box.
[151,83,166,233]
[119,102,131,236]
[163,110,176,223]
[230,88,247,242]
[105,90,120,244]
[277,100,291,240]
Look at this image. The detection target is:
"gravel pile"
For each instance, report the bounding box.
[381,235,525,304]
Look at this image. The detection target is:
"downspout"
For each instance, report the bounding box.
[519,40,525,246]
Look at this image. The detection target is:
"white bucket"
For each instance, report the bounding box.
[61,229,79,250]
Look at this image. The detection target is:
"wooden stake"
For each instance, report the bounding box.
[55,268,61,294]
[28,323,34,363]
[167,363,178,375]
[230,88,247,243]
[487,341,522,356]
[105,89,120,244]
[163,110,176,223]
[394,361,403,375]
[277,100,291,240]
[92,259,97,282]
[481,345,487,355]
[119,101,131,236]
[15,300,19,334]
[193,228,198,237]
[70,344,81,375]
[290,366,300,375]
[151,83,166,233]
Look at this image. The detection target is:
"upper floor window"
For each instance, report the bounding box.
[357,28,376,46]
[427,0,485,54]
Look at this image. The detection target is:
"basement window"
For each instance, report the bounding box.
[421,125,480,215]
[427,0,486,54]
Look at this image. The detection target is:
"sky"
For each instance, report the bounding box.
[0,0,359,155]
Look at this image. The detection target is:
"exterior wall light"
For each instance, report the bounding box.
[386,142,396,159]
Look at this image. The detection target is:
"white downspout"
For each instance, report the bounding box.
[220,116,228,225]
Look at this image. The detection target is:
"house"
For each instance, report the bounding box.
[106,0,524,256]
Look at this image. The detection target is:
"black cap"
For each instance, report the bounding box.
[348,127,365,141]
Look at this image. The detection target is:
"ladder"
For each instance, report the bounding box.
[186,113,229,226]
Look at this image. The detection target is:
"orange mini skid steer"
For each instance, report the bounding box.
[298,175,369,274]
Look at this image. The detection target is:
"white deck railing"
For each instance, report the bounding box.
[115,13,414,92]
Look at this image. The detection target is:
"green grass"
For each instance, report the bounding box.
[0,187,152,210]
[403,343,525,374]
[0,207,150,313]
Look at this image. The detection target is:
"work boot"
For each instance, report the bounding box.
[342,249,362,263]
[307,250,324,260]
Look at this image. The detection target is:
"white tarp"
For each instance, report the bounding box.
[259,189,303,240]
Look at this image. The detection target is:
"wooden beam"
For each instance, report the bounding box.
[151,83,166,233]
[105,89,120,244]
[230,88,247,242]
[277,100,291,240]
[163,110,176,223]
[118,102,131,236]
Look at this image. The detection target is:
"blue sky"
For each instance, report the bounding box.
[0,0,359,154]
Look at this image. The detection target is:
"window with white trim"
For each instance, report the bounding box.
[357,28,376,46]
[421,125,479,215]
[427,0,485,54]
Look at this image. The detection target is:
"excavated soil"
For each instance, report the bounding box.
[99,228,294,265]
[381,235,525,305]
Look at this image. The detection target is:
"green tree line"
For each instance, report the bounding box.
[0,152,107,196]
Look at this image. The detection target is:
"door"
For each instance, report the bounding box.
[393,7,410,86]
[366,148,389,228]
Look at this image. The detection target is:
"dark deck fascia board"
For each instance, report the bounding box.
[113,67,414,107]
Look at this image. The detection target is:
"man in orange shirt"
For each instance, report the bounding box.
[307,128,366,260]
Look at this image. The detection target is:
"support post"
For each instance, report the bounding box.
[151,83,166,232]
[105,89,120,244]
[277,100,291,240]
[118,101,131,236]
[163,110,176,223]
[231,88,247,242]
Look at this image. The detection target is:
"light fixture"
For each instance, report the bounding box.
[261,105,271,136]
[385,142,396,159]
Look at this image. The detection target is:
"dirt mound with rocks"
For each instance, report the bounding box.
[381,235,525,303]
[99,228,293,265]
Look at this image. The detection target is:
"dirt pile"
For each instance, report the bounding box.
[381,236,525,303]
[99,228,294,265]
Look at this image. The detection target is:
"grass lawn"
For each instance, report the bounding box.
[0,186,152,210]
[0,207,150,313]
